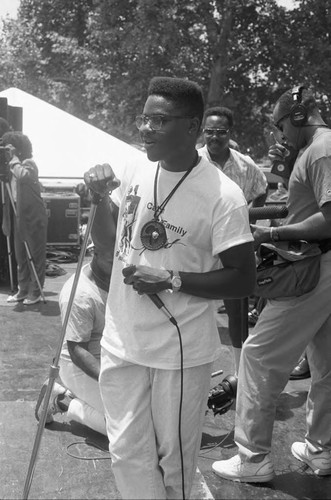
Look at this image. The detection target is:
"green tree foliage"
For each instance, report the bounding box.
[267,0,331,123]
[0,0,330,158]
[0,17,47,95]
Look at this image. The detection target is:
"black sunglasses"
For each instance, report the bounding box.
[203,128,229,136]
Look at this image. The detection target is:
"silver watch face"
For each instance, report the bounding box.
[172,276,181,289]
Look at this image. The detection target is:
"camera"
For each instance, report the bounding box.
[0,145,12,182]
[207,374,237,416]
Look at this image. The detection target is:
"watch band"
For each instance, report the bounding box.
[270,226,280,242]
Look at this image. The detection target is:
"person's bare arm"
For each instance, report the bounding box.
[67,341,100,381]
[123,241,256,300]
[251,204,331,249]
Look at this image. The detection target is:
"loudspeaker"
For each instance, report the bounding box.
[41,192,80,246]
[0,99,23,132]
[0,97,8,121]
[290,85,307,127]
[7,105,23,132]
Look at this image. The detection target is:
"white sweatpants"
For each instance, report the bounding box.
[99,348,212,500]
[235,250,331,459]
[59,359,107,436]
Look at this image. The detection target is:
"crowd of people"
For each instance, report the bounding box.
[2,77,331,499]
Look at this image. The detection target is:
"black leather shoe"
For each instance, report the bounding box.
[290,357,311,380]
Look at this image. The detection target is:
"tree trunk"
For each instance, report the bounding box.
[206,0,234,107]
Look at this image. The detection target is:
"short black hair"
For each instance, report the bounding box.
[203,106,234,128]
[148,76,204,127]
[2,131,33,161]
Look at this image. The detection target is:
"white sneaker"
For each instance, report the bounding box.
[291,442,331,476]
[7,291,28,303]
[35,380,73,424]
[23,295,42,305]
[212,454,275,483]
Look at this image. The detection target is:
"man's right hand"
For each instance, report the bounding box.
[84,163,120,197]
[268,132,290,164]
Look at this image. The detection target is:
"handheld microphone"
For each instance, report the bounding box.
[148,294,177,326]
[249,205,288,221]
[91,192,104,205]
[90,177,121,204]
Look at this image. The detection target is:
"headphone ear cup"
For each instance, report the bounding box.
[290,101,308,127]
[290,103,308,127]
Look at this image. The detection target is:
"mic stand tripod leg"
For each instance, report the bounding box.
[5,182,46,303]
[22,197,100,500]
[1,180,15,292]
[6,233,14,292]
[22,240,46,303]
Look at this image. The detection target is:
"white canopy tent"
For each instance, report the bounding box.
[0,87,144,184]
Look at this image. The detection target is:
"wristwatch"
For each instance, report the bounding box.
[171,271,182,292]
[270,226,280,242]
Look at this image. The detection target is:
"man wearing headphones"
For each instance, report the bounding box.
[213,86,331,481]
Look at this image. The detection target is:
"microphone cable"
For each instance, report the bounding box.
[175,317,185,500]
[148,294,186,500]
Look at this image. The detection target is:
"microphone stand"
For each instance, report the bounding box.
[22,192,103,500]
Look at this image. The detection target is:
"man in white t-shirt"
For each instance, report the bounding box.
[84,77,256,500]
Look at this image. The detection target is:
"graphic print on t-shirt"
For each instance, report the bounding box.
[117,184,141,259]
[116,184,187,261]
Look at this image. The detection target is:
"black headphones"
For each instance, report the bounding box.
[290,85,308,127]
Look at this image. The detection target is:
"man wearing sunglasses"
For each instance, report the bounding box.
[213,86,331,482]
[200,106,267,209]
[199,107,268,377]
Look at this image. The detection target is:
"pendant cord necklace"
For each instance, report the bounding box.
[153,153,199,220]
[140,153,200,251]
